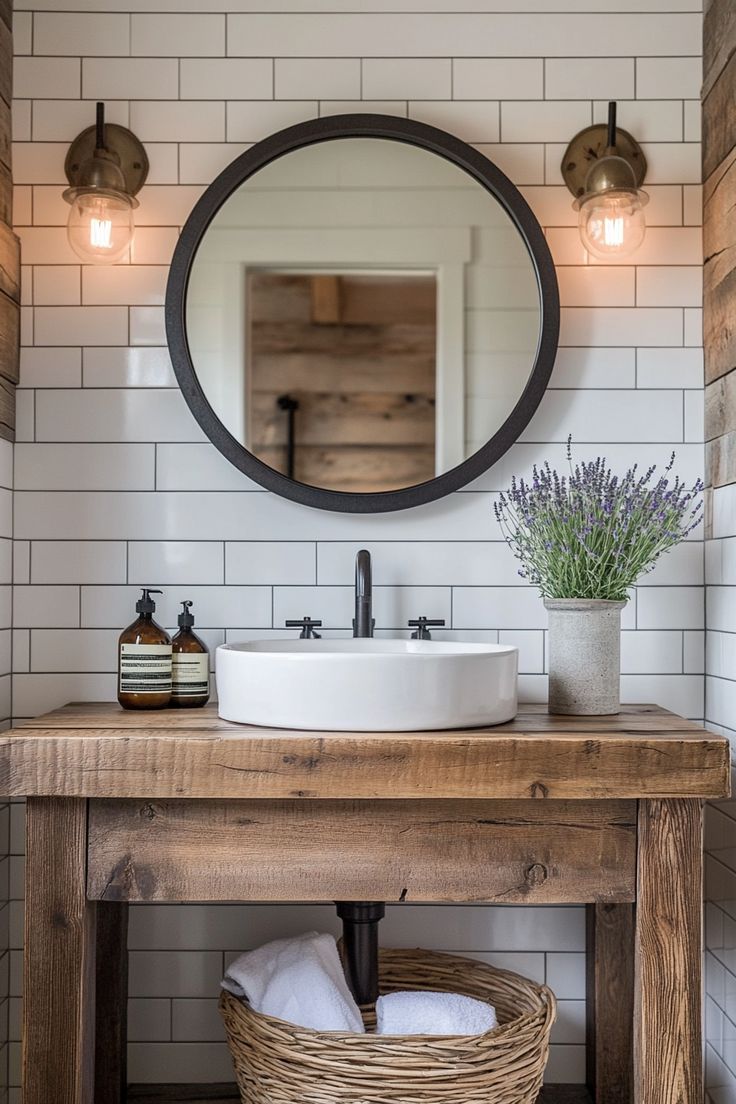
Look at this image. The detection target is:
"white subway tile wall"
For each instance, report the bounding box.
[10,0,704,1093]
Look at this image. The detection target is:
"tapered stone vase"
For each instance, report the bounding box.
[544,598,626,715]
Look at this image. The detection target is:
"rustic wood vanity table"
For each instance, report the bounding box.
[0,701,729,1104]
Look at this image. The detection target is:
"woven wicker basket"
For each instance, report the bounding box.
[220,947,556,1104]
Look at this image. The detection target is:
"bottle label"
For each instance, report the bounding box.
[120,643,172,694]
[172,652,209,697]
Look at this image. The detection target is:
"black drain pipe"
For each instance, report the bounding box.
[336,901,385,1005]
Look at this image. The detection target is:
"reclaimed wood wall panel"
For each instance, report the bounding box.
[704,0,736,488]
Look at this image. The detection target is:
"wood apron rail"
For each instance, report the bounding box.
[1,701,728,1104]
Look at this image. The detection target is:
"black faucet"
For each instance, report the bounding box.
[353,549,374,638]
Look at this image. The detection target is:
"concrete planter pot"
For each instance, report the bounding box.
[544,598,627,716]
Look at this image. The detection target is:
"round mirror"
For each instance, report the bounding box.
[166,115,559,513]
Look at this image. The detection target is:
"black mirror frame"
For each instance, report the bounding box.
[165,113,560,514]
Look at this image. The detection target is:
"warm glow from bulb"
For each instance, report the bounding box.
[577,190,648,260]
[603,216,624,248]
[66,192,134,264]
[89,216,113,250]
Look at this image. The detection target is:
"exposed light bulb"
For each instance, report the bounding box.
[62,103,147,265]
[66,191,134,264]
[577,190,647,260]
[564,103,649,261]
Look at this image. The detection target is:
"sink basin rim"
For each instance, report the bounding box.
[218,639,517,660]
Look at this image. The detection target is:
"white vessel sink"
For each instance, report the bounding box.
[216,639,518,731]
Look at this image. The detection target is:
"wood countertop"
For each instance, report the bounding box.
[0,701,729,800]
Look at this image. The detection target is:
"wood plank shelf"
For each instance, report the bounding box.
[126,1085,593,1103]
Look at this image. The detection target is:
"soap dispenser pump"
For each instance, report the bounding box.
[118,588,172,710]
[171,600,210,708]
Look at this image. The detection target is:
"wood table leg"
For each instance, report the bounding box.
[634,798,703,1104]
[586,903,634,1103]
[95,901,128,1103]
[23,797,97,1104]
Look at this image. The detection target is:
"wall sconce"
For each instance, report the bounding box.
[62,102,148,264]
[562,102,648,260]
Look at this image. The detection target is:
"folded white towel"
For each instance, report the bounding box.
[376,990,497,1036]
[222,931,365,1034]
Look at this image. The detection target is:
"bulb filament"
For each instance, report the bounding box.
[90,217,113,249]
[603,216,625,248]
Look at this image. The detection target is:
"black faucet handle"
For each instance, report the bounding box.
[285,617,322,639]
[408,617,446,640]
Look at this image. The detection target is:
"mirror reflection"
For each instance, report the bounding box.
[186,138,541,494]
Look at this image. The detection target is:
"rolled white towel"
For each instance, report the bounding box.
[222,931,365,1034]
[376,990,497,1036]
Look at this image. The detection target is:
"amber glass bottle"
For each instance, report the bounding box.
[118,588,172,710]
[171,601,210,708]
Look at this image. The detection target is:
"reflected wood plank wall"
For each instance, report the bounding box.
[0,0,17,441]
[249,272,436,492]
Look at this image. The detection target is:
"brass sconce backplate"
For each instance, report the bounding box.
[561,123,647,199]
[64,122,149,196]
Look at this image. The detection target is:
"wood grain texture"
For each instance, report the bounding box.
[704,3,736,407]
[704,49,736,181]
[704,0,736,100]
[86,797,637,904]
[23,798,96,1104]
[95,902,128,1104]
[0,162,10,227]
[0,222,19,304]
[704,153,736,389]
[706,429,736,488]
[3,702,729,801]
[252,354,435,393]
[634,799,703,1104]
[14,700,708,733]
[256,442,436,491]
[0,17,10,112]
[705,369,736,441]
[0,707,728,800]
[0,290,19,393]
[249,272,436,491]
[251,388,436,445]
[0,98,10,174]
[586,903,634,1104]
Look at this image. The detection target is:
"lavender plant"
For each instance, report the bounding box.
[494,439,703,601]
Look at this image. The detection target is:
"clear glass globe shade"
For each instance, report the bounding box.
[66,192,134,264]
[578,191,646,260]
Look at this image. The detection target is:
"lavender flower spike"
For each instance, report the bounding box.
[493,441,703,602]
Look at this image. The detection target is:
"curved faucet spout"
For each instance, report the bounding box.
[354,549,374,638]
